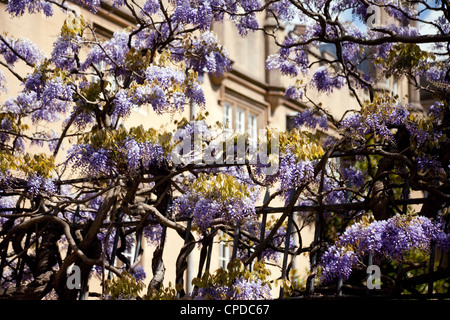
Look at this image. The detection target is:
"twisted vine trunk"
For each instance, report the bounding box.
[147,163,173,292]
[54,186,120,300]
[0,225,61,300]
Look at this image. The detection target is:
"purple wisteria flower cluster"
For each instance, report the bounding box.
[278,148,315,200]
[293,108,329,131]
[339,98,443,147]
[27,174,57,196]
[319,215,450,283]
[194,276,272,300]
[191,259,273,300]
[170,173,259,232]
[310,66,346,94]
[67,144,112,176]
[6,0,102,16]
[319,246,358,283]
[0,36,43,67]
[67,137,165,176]
[6,0,54,17]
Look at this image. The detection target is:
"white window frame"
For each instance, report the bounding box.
[121,237,137,266]
[222,101,263,134]
[219,232,230,269]
[236,107,246,134]
[113,216,137,269]
[248,113,258,148]
[223,102,233,131]
[392,78,398,96]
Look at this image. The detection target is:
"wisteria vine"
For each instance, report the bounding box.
[0,0,449,300]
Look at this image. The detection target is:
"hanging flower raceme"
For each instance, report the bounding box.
[67,125,167,177]
[318,214,450,284]
[0,35,44,66]
[170,173,258,231]
[192,259,272,300]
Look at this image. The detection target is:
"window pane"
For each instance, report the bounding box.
[219,232,229,269]
[248,114,257,147]
[236,108,245,134]
[223,103,233,129]
[286,115,296,132]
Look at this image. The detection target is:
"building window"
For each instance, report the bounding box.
[248,113,257,147]
[224,103,233,131]
[109,236,137,280]
[112,216,137,269]
[219,232,230,269]
[222,100,263,145]
[122,238,137,266]
[286,115,296,132]
[392,77,398,96]
[236,107,246,134]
